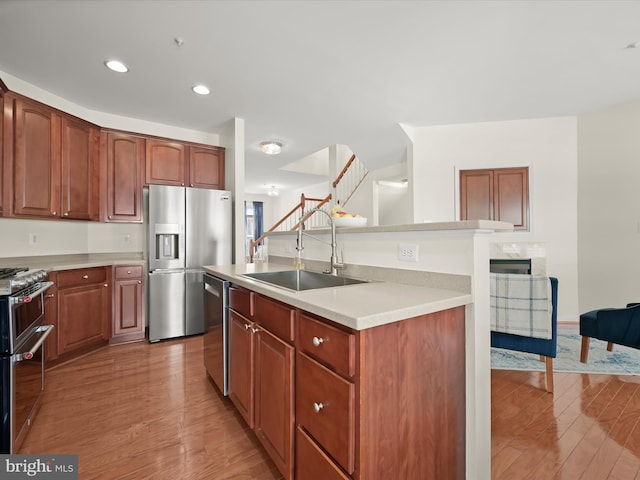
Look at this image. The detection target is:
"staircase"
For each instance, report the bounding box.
[249,153,367,261]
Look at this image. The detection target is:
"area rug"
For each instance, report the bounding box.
[491,327,640,375]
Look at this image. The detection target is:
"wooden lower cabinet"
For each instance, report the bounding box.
[110,265,145,344]
[254,326,294,478]
[227,287,467,479]
[228,290,295,480]
[56,267,111,358]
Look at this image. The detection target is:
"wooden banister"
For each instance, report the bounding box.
[249,193,332,262]
[332,154,356,189]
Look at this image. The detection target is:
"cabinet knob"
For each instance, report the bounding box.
[52,211,57,216]
[109,215,113,219]
[104,283,109,288]
[127,270,132,274]
[190,183,194,187]
[251,327,260,334]
[63,212,69,216]
[82,275,89,279]
[45,293,55,298]
[313,402,324,413]
[312,336,324,347]
[137,280,142,284]
[244,324,251,330]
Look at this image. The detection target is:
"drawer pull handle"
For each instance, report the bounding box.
[251,327,260,334]
[82,275,89,279]
[312,336,324,347]
[313,402,324,413]
[244,324,251,330]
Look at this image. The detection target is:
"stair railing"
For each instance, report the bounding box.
[249,193,332,262]
[332,153,368,207]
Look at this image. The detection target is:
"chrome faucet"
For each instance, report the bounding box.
[297,208,344,275]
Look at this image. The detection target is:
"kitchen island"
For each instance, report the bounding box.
[206,219,512,480]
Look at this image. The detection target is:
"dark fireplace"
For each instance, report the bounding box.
[490,258,531,275]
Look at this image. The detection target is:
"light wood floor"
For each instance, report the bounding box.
[20,337,640,479]
[492,369,640,479]
[21,336,282,480]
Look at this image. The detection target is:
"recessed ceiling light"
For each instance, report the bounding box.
[192,84,210,95]
[260,141,282,155]
[104,60,129,73]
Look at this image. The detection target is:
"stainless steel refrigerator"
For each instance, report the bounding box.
[147,185,232,342]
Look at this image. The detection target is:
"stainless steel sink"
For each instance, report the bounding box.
[241,270,367,292]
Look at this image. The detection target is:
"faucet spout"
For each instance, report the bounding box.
[298,208,344,275]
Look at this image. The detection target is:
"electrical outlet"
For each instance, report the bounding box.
[29,233,38,245]
[398,243,419,262]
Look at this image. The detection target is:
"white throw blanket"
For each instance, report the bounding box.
[490,273,553,340]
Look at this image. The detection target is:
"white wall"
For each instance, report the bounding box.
[411,117,579,321]
[577,100,640,312]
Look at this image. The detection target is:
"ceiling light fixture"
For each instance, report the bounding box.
[267,186,279,197]
[260,141,282,155]
[104,60,129,73]
[192,84,210,95]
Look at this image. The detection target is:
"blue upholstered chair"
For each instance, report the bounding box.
[579,303,640,363]
[491,277,559,393]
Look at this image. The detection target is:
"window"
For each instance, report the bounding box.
[459,167,529,231]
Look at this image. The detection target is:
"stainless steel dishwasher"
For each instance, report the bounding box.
[203,273,229,395]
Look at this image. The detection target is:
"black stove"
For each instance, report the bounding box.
[0,268,48,296]
[0,266,54,453]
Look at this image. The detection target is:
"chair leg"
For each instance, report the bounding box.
[545,356,554,393]
[580,336,590,363]
[607,342,614,352]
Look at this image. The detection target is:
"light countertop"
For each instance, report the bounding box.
[0,253,145,272]
[204,263,472,331]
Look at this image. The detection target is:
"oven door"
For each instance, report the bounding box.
[11,324,53,453]
[8,282,53,354]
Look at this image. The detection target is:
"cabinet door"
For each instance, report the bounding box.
[104,132,143,222]
[188,145,225,189]
[460,169,493,222]
[0,89,4,215]
[61,116,99,220]
[228,310,255,428]
[494,167,529,230]
[112,270,144,342]
[58,282,110,355]
[13,97,61,217]
[254,327,294,480]
[145,139,186,186]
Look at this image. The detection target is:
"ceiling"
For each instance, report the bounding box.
[1,1,639,195]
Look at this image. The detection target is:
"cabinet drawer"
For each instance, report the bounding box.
[229,285,252,318]
[297,313,355,377]
[296,352,355,474]
[296,426,350,480]
[57,267,107,288]
[114,265,143,279]
[253,294,294,342]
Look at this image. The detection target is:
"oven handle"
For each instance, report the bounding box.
[14,325,54,362]
[10,281,54,305]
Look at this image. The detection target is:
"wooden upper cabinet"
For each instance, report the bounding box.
[12,96,61,218]
[189,145,225,189]
[103,132,144,223]
[460,166,529,231]
[61,116,100,220]
[145,139,187,186]
[0,88,4,216]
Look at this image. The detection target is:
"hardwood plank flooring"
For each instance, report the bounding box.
[20,337,640,479]
[492,369,640,479]
[20,336,283,480]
